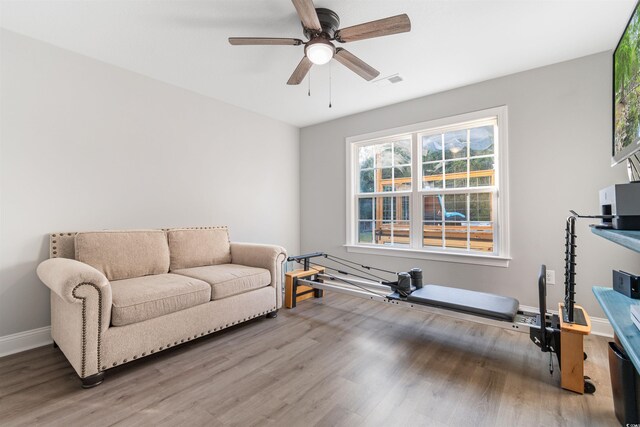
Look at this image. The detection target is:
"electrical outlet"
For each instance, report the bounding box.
[546,269,556,285]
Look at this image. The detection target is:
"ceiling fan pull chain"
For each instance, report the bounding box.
[308,69,311,96]
[329,62,332,108]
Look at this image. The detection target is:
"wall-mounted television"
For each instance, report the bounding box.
[613,1,640,167]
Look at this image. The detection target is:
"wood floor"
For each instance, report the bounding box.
[0,292,618,426]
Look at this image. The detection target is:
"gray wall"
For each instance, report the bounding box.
[0,30,300,337]
[300,52,640,318]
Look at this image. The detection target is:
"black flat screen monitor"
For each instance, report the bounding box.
[613,1,640,166]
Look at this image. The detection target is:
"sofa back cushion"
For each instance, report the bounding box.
[75,230,170,281]
[167,228,231,271]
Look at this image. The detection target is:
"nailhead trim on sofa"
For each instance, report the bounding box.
[50,233,76,259]
[100,307,276,369]
[71,282,103,378]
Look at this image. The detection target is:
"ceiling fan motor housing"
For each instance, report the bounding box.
[303,8,340,39]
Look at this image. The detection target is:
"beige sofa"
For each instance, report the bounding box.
[36,227,287,388]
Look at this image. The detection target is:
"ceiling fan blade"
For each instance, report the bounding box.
[334,48,379,81]
[334,14,411,43]
[228,37,303,46]
[287,56,313,85]
[291,0,321,31]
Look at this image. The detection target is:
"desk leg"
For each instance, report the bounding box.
[561,330,585,394]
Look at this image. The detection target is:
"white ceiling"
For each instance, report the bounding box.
[0,0,636,127]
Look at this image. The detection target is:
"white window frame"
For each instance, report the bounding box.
[345,106,510,267]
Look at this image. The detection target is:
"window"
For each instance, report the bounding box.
[346,107,509,266]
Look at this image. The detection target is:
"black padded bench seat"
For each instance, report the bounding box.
[406,285,520,322]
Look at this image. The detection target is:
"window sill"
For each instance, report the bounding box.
[344,244,511,267]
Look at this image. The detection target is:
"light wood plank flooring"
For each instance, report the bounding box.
[0,292,618,426]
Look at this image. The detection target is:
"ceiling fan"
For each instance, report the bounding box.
[228,0,411,85]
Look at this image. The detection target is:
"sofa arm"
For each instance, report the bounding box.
[38,258,112,335]
[230,243,287,308]
[37,259,110,304]
[37,258,113,379]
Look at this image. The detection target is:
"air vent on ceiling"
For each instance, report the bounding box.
[372,73,404,87]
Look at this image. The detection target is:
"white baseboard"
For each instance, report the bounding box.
[520,305,613,338]
[0,326,52,358]
[590,316,614,338]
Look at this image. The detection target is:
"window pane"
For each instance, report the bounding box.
[401,196,410,220]
[444,221,468,250]
[371,220,411,246]
[423,221,443,248]
[444,130,467,160]
[422,162,443,189]
[470,157,494,171]
[374,221,389,245]
[469,157,494,187]
[359,145,374,169]
[394,166,411,191]
[470,125,494,156]
[422,135,442,162]
[360,170,374,193]
[469,175,493,187]
[380,167,393,192]
[381,167,392,180]
[373,195,409,224]
[377,143,392,167]
[394,195,409,222]
[391,220,411,245]
[358,221,373,243]
[469,192,492,222]
[423,195,443,221]
[394,140,411,165]
[360,196,411,245]
[395,182,411,191]
[445,160,467,188]
[394,166,411,179]
[381,196,393,221]
[469,222,494,252]
[359,197,373,220]
[443,194,467,221]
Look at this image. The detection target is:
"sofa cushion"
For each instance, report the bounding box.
[167,228,231,271]
[173,264,270,300]
[75,230,170,281]
[110,273,211,326]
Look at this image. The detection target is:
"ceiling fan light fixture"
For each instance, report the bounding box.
[305,39,335,65]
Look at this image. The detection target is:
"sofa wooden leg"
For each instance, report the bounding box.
[53,341,58,349]
[266,310,278,319]
[80,372,105,389]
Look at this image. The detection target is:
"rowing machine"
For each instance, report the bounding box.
[284,252,594,394]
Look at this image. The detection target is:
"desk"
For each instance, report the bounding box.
[591,228,640,253]
[593,286,640,372]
